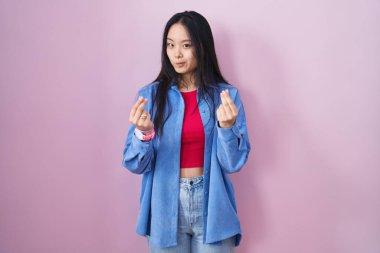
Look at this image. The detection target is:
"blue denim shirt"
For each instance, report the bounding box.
[122,81,251,248]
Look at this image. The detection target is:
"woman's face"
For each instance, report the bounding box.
[166,23,198,80]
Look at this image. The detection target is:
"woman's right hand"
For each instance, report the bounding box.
[129,96,154,131]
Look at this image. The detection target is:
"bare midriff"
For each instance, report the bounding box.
[180,167,204,178]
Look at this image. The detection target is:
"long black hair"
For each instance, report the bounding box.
[152,10,229,137]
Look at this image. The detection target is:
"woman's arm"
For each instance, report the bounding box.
[216,89,251,174]
[122,88,155,174]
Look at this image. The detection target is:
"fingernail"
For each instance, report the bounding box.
[138,96,142,100]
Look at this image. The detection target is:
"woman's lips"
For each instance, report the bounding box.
[175,62,185,67]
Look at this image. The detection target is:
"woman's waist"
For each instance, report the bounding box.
[180,166,203,178]
[179,174,204,188]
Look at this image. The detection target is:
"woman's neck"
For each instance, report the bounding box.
[178,74,197,91]
[179,84,197,92]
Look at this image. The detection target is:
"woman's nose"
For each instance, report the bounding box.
[174,47,182,58]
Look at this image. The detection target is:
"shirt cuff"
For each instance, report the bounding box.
[132,132,152,150]
[217,122,241,141]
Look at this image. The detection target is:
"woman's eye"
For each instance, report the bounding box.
[183,44,192,48]
[167,43,173,48]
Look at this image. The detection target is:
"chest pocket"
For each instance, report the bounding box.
[199,101,216,132]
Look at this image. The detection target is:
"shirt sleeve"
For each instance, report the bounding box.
[216,89,251,174]
[121,87,155,174]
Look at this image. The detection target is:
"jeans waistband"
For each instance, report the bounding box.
[179,175,204,187]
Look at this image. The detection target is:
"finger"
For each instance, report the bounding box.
[224,89,237,111]
[132,98,148,123]
[223,89,238,115]
[220,90,233,116]
[220,89,238,116]
[129,96,145,121]
[145,111,152,121]
[136,109,149,125]
[137,111,154,131]
[217,104,227,121]
[145,112,153,128]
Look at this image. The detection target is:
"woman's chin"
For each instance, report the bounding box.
[175,69,187,74]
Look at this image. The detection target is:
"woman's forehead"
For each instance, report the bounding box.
[167,24,191,41]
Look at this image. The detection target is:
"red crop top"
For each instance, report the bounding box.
[180,89,205,168]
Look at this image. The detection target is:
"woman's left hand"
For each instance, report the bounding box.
[217,89,238,128]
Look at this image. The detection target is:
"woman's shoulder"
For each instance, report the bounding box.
[138,80,160,94]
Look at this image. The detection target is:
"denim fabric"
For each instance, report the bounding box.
[147,175,235,253]
[122,81,251,248]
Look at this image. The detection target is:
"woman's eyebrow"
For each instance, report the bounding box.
[167,38,192,42]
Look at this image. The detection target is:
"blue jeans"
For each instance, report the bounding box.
[147,175,236,253]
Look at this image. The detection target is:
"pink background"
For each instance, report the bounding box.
[1,0,379,252]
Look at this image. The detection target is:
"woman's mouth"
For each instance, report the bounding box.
[175,62,185,68]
